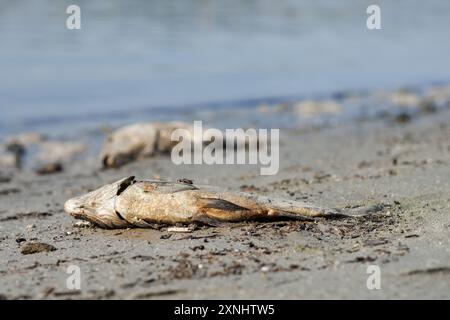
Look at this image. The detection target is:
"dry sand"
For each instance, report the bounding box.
[1,106,450,300]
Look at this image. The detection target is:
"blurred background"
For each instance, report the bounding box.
[0,0,450,136]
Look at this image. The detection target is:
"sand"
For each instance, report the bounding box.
[1,105,450,300]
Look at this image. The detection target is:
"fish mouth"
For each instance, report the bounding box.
[64,198,100,224]
[72,212,112,229]
[64,200,112,229]
[64,197,85,216]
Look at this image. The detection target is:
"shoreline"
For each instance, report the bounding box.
[2,81,449,139]
[1,85,450,299]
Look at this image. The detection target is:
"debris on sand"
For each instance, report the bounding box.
[0,172,12,183]
[73,221,93,228]
[20,241,57,255]
[0,211,52,222]
[63,176,366,229]
[0,188,21,196]
[133,289,184,299]
[167,227,192,233]
[403,266,450,276]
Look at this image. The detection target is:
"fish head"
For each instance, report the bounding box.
[101,135,136,168]
[100,124,157,168]
[64,176,135,228]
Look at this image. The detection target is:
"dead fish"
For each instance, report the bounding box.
[101,122,193,168]
[64,176,346,229]
[36,141,87,164]
[100,121,261,169]
[1,135,86,171]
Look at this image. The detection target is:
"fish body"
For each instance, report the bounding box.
[101,122,188,168]
[64,176,343,229]
[100,121,261,168]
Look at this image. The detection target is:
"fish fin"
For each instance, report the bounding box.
[198,198,248,212]
[116,176,136,195]
[198,198,325,222]
[136,181,198,194]
[197,197,252,222]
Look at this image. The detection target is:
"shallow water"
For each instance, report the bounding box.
[1,0,450,136]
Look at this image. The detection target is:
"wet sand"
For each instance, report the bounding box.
[1,104,450,299]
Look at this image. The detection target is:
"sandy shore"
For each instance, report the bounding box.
[1,104,450,299]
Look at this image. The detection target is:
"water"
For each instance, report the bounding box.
[1,0,450,137]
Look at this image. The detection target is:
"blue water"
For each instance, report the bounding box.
[1,0,450,136]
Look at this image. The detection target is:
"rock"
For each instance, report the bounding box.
[20,241,56,255]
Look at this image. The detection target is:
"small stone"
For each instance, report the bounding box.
[260,266,270,273]
[20,241,56,255]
